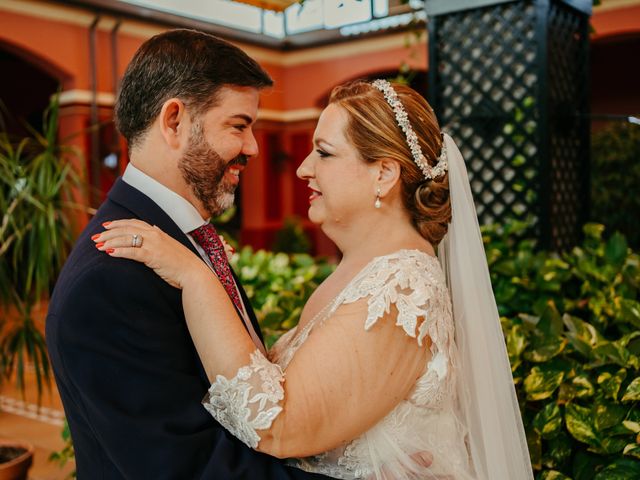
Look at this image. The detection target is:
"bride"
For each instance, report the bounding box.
[94,80,533,479]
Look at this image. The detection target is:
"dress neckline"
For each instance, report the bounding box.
[314,249,440,330]
[370,248,438,263]
[286,250,440,346]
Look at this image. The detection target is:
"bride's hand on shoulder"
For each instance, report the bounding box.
[92,219,208,289]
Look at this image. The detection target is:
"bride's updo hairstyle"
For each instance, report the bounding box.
[328,81,451,246]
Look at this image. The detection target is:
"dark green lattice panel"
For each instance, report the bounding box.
[427,0,591,250]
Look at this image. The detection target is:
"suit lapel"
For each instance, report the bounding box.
[231,269,264,344]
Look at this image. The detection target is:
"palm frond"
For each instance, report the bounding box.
[0,92,83,404]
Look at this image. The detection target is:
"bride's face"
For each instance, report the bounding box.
[296,104,377,229]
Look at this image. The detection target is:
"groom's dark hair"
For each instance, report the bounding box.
[115,29,273,149]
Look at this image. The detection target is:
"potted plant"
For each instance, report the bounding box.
[0,440,33,480]
[0,94,82,476]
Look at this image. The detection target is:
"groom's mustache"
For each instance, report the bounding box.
[228,155,248,167]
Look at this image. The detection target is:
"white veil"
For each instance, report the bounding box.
[437,133,534,479]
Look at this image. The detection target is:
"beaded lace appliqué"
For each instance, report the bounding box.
[340,251,450,350]
[273,250,453,371]
[203,350,285,449]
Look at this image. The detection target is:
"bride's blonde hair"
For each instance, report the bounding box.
[329,81,452,246]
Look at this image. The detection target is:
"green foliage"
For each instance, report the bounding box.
[231,218,640,477]
[0,94,83,403]
[501,95,538,219]
[211,204,239,248]
[230,247,334,347]
[271,216,311,254]
[591,122,640,249]
[485,221,640,479]
[48,419,76,478]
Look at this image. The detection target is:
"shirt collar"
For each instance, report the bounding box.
[122,163,206,234]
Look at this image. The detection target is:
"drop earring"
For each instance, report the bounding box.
[374,188,381,209]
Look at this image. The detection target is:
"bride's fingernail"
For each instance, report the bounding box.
[96,242,105,248]
[91,234,100,241]
[106,248,115,254]
[102,221,111,227]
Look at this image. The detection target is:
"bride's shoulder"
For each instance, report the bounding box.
[340,249,451,345]
[356,249,446,289]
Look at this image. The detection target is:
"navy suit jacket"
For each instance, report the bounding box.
[46,178,328,479]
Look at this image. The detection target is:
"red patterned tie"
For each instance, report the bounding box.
[190,223,242,313]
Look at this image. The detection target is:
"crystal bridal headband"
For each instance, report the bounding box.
[371,79,448,181]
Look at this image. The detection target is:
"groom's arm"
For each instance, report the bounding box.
[51,256,327,479]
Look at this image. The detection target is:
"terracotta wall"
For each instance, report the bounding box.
[590,4,640,127]
[1,0,639,255]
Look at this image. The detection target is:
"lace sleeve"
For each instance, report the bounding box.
[340,251,453,352]
[203,349,285,449]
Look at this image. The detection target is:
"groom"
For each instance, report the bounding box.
[46,29,328,479]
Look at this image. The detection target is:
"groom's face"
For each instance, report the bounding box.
[178,86,260,217]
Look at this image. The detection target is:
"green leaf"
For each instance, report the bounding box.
[595,401,627,431]
[538,301,564,337]
[563,315,606,360]
[540,471,572,480]
[566,403,600,447]
[533,402,563,438]
[622,421,640,433]
[506,324,527,369]
[619,299,640,329]
[605,232,628,268]
[623,444,640,460]
[573,449,607,480]
[260,311,283,329]
[616,331,640,350]
[291,253,314,268]
[546,432,573,469]
[572,375,596,399]
[598,436,629,455]
[564,314,604,347]
[526,428,542,470]
[622,377,640,402]
[240,265,260,281]
[598,369,627,401]
[583,223,605,241]
[281,307,302,330]
[525,338,567,362]
[606,423,637,437]
[524,366,565,401]
[593,458,640,479]
[593,341,632,368]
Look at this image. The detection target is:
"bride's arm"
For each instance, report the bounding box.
[95,220,431,459]
[256,300,430,458]
[181,261,257,379]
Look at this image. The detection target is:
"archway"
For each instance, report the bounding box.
[0,41,66,138]
[591,32,640,126]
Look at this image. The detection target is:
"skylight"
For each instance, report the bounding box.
[117,0,422,39]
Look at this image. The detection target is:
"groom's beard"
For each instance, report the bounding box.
[178,124,247,217]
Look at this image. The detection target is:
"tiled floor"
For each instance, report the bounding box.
[0,368,75,479]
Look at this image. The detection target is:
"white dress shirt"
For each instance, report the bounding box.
[122,163,266,355]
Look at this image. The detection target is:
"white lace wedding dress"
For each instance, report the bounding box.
[204,250,476,479]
